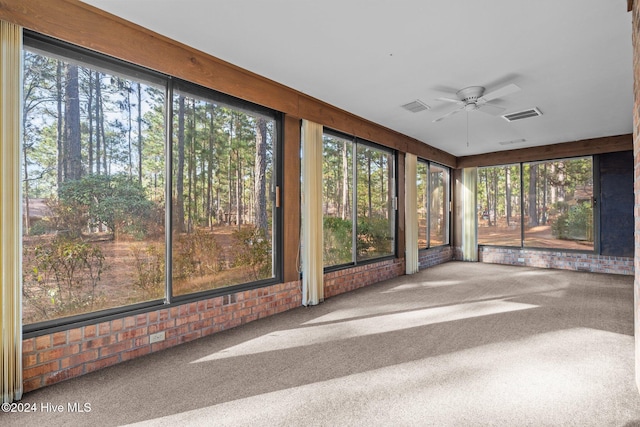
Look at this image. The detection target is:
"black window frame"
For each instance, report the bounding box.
[322,128,398,272]
[22,31,283,336]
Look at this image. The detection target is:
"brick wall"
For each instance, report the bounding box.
[324,258,405,299]
[419,245,454,270]
[478,246,633,276]
[632,0,640,392]
[21,280,302,393]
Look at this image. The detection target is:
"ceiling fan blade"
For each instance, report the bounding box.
[432,107,463,122]
[435,97,463,104]
[479,83,521,102]
[477,103,506,116]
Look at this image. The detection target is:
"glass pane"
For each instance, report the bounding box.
[416,161,428,248]
[322,134,354,267]
[523,158,593,250]
[429,163,449,246]
[22,47,166,324]
[171,90,275,296]
[477,164,521,246]
[356,144,394,261]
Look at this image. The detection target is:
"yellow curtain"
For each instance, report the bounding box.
[405,153,419,274]
[461,167,478,261]
[0,20,23,403]
[301,120,324,306]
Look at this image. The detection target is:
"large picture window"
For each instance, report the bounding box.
[477,164,521,246]
[322,131,396,268]
[477,157,594,251]
[171,83,278,296]
[21,34,281,327]
[417,160,450,248]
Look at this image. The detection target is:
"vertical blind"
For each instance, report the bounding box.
[0,19,23,403]
[301,120,324,306]
[405,153,419,274]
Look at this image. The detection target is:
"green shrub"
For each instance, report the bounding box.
[131,243,165,299]
[323,217,353,265]
[232,226,271,280]
[23,236,105,321]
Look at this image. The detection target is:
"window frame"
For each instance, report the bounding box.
[322,128,398,272]
[417,158,451,250]
[476,155,599,253]
[22,31,283,335]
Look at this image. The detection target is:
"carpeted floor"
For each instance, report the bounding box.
[3,262,640,426]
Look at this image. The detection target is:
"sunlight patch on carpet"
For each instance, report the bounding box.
[191,299,537,363]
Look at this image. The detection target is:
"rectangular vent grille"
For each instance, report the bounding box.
[502,107,542,122]
[401,100,430,113]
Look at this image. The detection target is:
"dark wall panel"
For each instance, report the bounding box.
[599,151,634,257]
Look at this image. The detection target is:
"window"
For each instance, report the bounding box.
[477,157,594,251]
[22,36,167,324]
[523,157,593,250]
[322,131,396,268]
[21,34,282,327]
[477,164,521,246]
[171,83,279,296]
[416,160,450,248]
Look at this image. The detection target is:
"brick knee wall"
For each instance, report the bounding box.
[22,281,302,393]
[478,246,634,275]
[419,245,454,270]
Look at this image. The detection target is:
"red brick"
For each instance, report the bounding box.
[151,337,178,352]
[111,319,124,332]
[35,335,52,351]
[60,350,99,369]
[99,340,133,358]
[133,337,149,347]
[148,311,159,323]
[39,345,80,363]
[124,316,136,329]
[22,377,43,393]
[83,336,115,350]
[117,327,148,341]
[98,322,111,336]
[121,346,150,361]
[148,319,175,334]
[44,366,84,386]
[23,361,59,380]
[136,314,148,327]
[68,328,83,343]
[85,355,120,374]
[52,331,68,347]
[84,325,97,338]
[22,338,35,353]
[23,353,38,368]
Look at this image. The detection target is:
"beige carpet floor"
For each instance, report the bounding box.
[3,262,640,426]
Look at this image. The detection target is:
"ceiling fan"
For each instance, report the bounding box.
[432,83,521,122]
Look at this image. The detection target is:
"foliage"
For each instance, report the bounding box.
[23,236,105,322]
[357,216,393,258]
[232,226,271,280]
[552,202,593,241]
[131,243,165,300]
[323,217,353,265]
[173,228,221,280]
[57,173,156,240]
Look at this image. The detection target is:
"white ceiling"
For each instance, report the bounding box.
[82,0,633,157]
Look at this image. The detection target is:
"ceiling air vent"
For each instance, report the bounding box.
[502,107,542,122]
[401,99,430,113]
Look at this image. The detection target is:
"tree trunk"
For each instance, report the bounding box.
[137,82,143,183]
[64,63,82,181]
[528,164,539,226]
[175,96,186,233]
[95,72,102,175]
[254,118,268,231]
[341,142,349,220]
[56,60,63,186]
